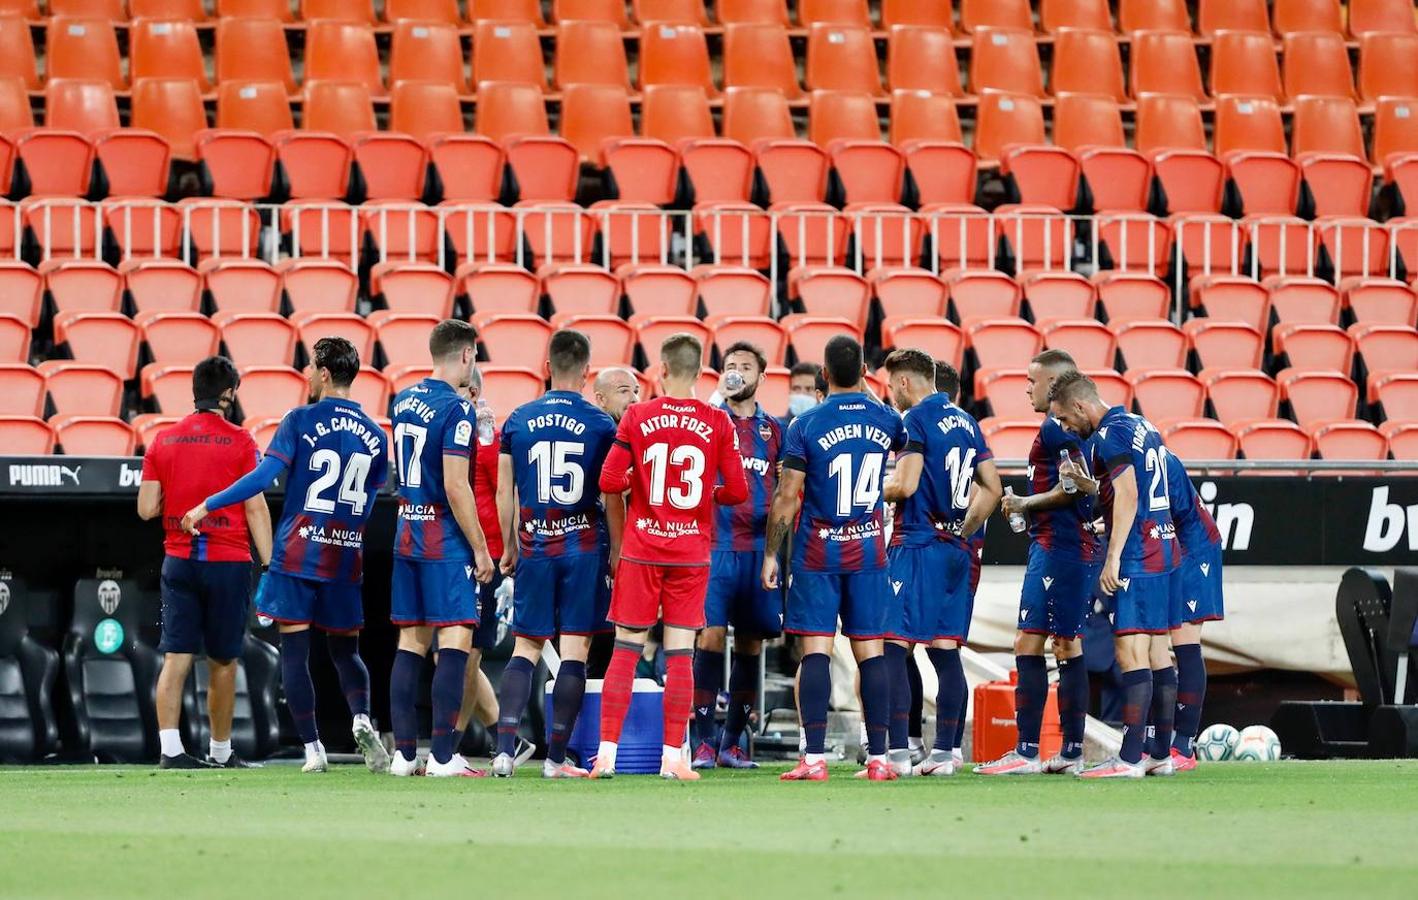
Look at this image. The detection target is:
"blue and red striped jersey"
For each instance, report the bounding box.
[1163,446,1221,555]
[783,392,906,573]
[1026,416,1102,561]
[391,378,478,562]
[265,398,388,583]
[500,390,618,559]
[891,393,992,550]
[1089,406,1179,575]
[713,404,783,552]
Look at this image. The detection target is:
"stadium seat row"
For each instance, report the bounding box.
[3,2,1416,40]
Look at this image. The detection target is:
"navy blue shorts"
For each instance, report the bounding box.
[705,550,783,637]
[1018,545,1104,639]
[1112,571,1175,635]
[391,558,479,627]
[159,556,251,661]
[258,571,364,632]
[1171,545,1224,628]
[473,570,505,650]
[512,553,611,639]
[786,569,891,640]
[887,541,974,644]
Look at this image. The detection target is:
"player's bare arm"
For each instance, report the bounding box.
[496,452,518,575]
[882,451,923,502]
[444,453,494,583]
[1101,465,1137,596]
[243,495,273,567]
[136,480,163,521]
[960,457,1003,538]
[762,467,804,590]
[603,490,625,571]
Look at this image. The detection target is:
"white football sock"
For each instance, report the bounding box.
[804,752,825,765]
[661,744,682,762]
[868,753,887,765]
[597,740,618,769]
[159,729,184,758]
[303,740,323,757]
[209,738,232,764]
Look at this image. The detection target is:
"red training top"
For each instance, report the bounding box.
[142,411,261,562]
[472,426,504,559]
[599,396,748,566]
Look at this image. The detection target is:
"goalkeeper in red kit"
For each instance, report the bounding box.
[593,333,750,780]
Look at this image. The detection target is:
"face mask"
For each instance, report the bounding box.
[787,394,818,417]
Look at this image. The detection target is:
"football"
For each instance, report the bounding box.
[1196,723,1241,761]
[1233,725,1283,762]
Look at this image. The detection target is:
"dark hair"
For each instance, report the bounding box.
[822,335,863,389]
[789,361,821,381]
[548,329,592,377]
[1048,369,1098,405]
[1032,349,1077,371]
[429,319,476,362]
[882,348,936,382]
[722,340,767,373]
[192,356,240,403]
[934,359,960,400]
[312,336,360,388]
[661,332,703,379]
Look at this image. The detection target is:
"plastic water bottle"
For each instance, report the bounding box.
[723,370,746,395]
[1004,487,1027,533]
[1059,450,1077,494]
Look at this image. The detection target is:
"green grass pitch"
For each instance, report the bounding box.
[4,761,1418,899]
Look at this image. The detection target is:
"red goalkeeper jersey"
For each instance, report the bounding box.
[599,396,749,567]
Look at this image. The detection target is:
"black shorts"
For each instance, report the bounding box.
[159,556,251,661]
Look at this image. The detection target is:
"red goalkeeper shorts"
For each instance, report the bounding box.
[609,559,710,630]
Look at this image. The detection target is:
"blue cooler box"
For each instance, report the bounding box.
[544,677,665,774]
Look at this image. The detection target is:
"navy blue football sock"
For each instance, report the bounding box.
[691,649,724,748]
[907,652,924,741]
[280,630,318,744]
[926,647,965,753]
[798,653,831,755]
[495,655,535,758]
[1119,668,1153,765]
[325,633,370,718]
[429,648,468,765]
[884,643,912,752]
[719,653,758,753]
[1013,655,1047,758]
[1172,643,1206,755]
[1057,657,1089,759]
[859,655,890,757]
[389,648,423,761]
[953,674,968,750]
[1148,666,1178,760]
[547,660,586,765]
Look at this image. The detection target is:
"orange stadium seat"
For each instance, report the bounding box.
[370,312,441,368]
[642,83,716,145]
[1000,143,1080,212]
[370,263,455,318]
[974,370,1034,418]
[1342,277,1418,326]
[459,264,539,315]
[302,0,377,24]
[130,18,209,93]
[1021,270,1096,321]
[619,266,695,317]
[474,313,555,367]
[0,17,37,92]
[1291,96,1373,219]
[789,266,870,330]
[1351,323,1418,376]
[678,138,755,204]
[1041,318,1115,368]
[138,311,220,365]
[48,17,123,90]
[887,26,961,97]
[719,0,790,26]
[979,419,1040,460]
[194,127,277,199]
[1371,372,1418,422]
[1272,323,1354,372]
[0,313,30,363]
[428,133,504,203]
[1310,419,1387,460]
[1383,421,1418,460]
[1126,369,1205,419]
[291,311,376,364]
[704,315,788,365]
[970,28,1044,98]
[124,260,201,314]
[41,259,120,316]
[1214,96,1299,216]
[278,258,358,315]
[131,78,207,161]
[0,364,44,416]
[871,268,946,319]
[556,20,630,91]
[1198,0,1270,35]
[483,0,547,26]
[1347,0,1418,39]
[946,270,1023,321]
[798,0,871,27]
[0,77,32,133]
[0,416,54,455]
[1189,275,1270,331]
[203,259,281,314]
[215,19,296,97]
[389,81,463,141]
[1095,273,1171,324]
[1235,418,1312,460]
[722,86,794,145]
[966,318,1042,370]
[1271,0,1343,35]
[302,80,375,140]
[349,366,391,416]
[0,263,42,328]
[881,317,965,368]
[1042,0,1112,32]
[390,21,470,95]
[472,20,545,91]
[549,314,635,366]
[959,0,1031,33]
[541,264,620,316]
[1135,95,1225,213]
[140,363,193,413]
[1162,419,1238,460]
[1267,276,1341,325]
[1279,368,1358,426]
[722,23,801,99]
[1283,32,1355,102]
[212,311,296,365]
[1119,0,1191,33]
[215,81,295,137]
[695,266,771,317]
[1211,30,1286,102]
[236,366,308,422]
[45,77,119,132]
[475,83,578,202]
[973,91,1046,165]
[1185,319,1265,369]
[782,314,860,365]
[480,367,545,414]
[639,23,717,96]
[38,360,123,417]
[806,24,882,96]
[1130,31,1207,104]
[1359,34,1418,107]
[632,314,712,366]
[1051,29,1127,103]
[304,22,383,98]
[384,0,463,24]
[1204,369,1280,424]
